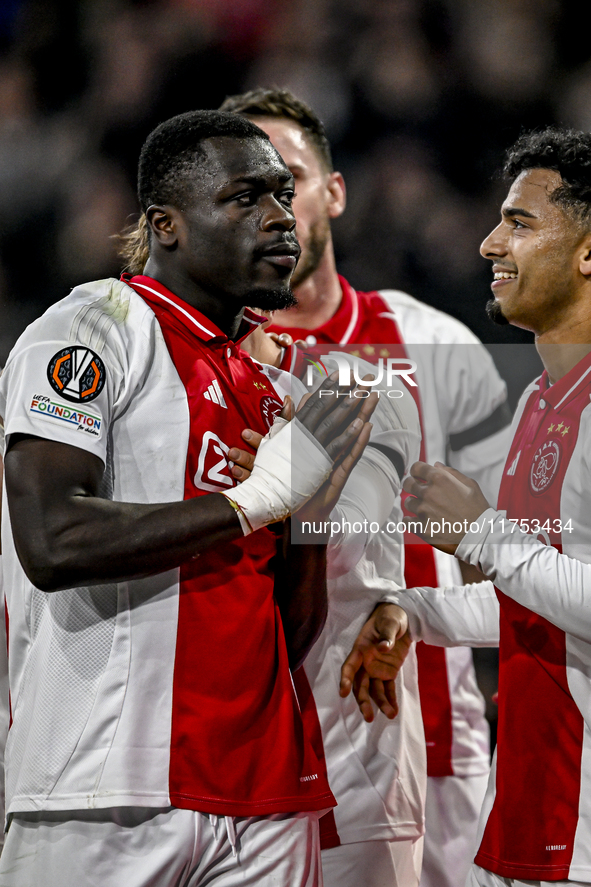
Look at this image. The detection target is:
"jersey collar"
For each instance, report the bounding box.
[538,349,591,412]
[122,274,267,346]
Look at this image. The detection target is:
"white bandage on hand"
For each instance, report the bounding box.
[221,417,332,534]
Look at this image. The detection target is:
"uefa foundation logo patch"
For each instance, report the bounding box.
[47,346,106,403]
[530,439,561,494]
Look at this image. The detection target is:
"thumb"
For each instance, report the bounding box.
[433,462,472,485]
[373,603,408,649]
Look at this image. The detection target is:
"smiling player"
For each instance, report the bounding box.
[349,127,591,887]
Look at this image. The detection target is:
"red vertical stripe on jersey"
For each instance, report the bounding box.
[293,667,341,849]
[405,545,454,776]
[129,277,335,816]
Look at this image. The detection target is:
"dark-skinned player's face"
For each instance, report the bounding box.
[174,136,300,310]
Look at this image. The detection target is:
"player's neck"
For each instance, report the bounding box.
[271,249,342,331]
[535,294,591,383]
[142,260,244,339]
[536,341,591,385]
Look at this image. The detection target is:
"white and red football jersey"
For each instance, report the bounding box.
[403,350,591,881]
[458,351,591,882]
[268,277,511,843]
[0,275,335,818]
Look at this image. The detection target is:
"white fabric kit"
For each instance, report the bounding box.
[467,862,589,887]
[420,774,490,887]
[321,835,423,887]
[0,806,323,887]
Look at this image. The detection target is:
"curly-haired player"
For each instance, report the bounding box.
[361,127,591,886]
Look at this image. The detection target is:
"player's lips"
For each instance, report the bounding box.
[491,266,518,290]
[259,242,300,270]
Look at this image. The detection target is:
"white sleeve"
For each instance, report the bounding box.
[387,580,500,647]
[327,446,401,577]
[458,508,591,643]
[0,280,143,465]
[322,352,421,575]
[323,350,422,474]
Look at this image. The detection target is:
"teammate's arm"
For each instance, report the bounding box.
[404,459,591,643]
[340,577,501,722]
[4,379,374,592]
[234,409,375,670]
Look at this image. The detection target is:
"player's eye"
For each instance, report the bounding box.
[512,219,527,229]
[279,189,295,207]
[234,191,256,206]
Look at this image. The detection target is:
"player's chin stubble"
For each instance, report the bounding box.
[486,298,510,326]
[247,286,298,311]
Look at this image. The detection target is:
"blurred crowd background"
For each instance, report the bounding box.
[1,0,589,369]
[3,0,589,746]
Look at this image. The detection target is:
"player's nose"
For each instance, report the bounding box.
[261,197,296,232]
[480,221,507,258]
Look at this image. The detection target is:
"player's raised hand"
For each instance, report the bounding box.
[403,461,491,554]
[340,603,411,722]
[295,372,379,462]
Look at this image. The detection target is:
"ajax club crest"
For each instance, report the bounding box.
[530,439,561,494]
[47,347,106,404]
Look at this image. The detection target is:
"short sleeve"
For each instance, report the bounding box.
[0,280,140,466]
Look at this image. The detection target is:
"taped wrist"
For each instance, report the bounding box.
[221,418,332,533]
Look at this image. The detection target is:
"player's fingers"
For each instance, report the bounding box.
[353,668,375,723]
[228,446,256,476]
[402,493,421,516]
[280,395,294,421]
[268,331,294,347]
[328,422,372,483]
[322,416,367,462]
[409,460,435,481]
[340,646,365,697]
[369,679,398,719]
[352,389,379,425]
[402,475,425,499]
[240,428,264,450]
[295,372,349,425]
[383,680,400,716]
[433,461,479,489]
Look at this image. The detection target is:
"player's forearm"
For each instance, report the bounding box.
[275,521,328,670]
[386,580,500,647]
[327,446,400,579]
[9,488,243,591]
[458,508,591,643]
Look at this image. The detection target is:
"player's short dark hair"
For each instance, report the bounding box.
[504,127,591,225]
[137,110,271,212]
[219,88,333,173]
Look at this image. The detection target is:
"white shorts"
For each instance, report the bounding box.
[0,806,323,887]
[321,836,423,887]
[420,773,489,887]
[467,862,589,887]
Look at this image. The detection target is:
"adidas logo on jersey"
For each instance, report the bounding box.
[506,450,521,476]
[203,380,227,409]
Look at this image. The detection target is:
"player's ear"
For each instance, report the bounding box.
[579,233,591,278]
[326,172,346,220]
[145,205,180,248]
